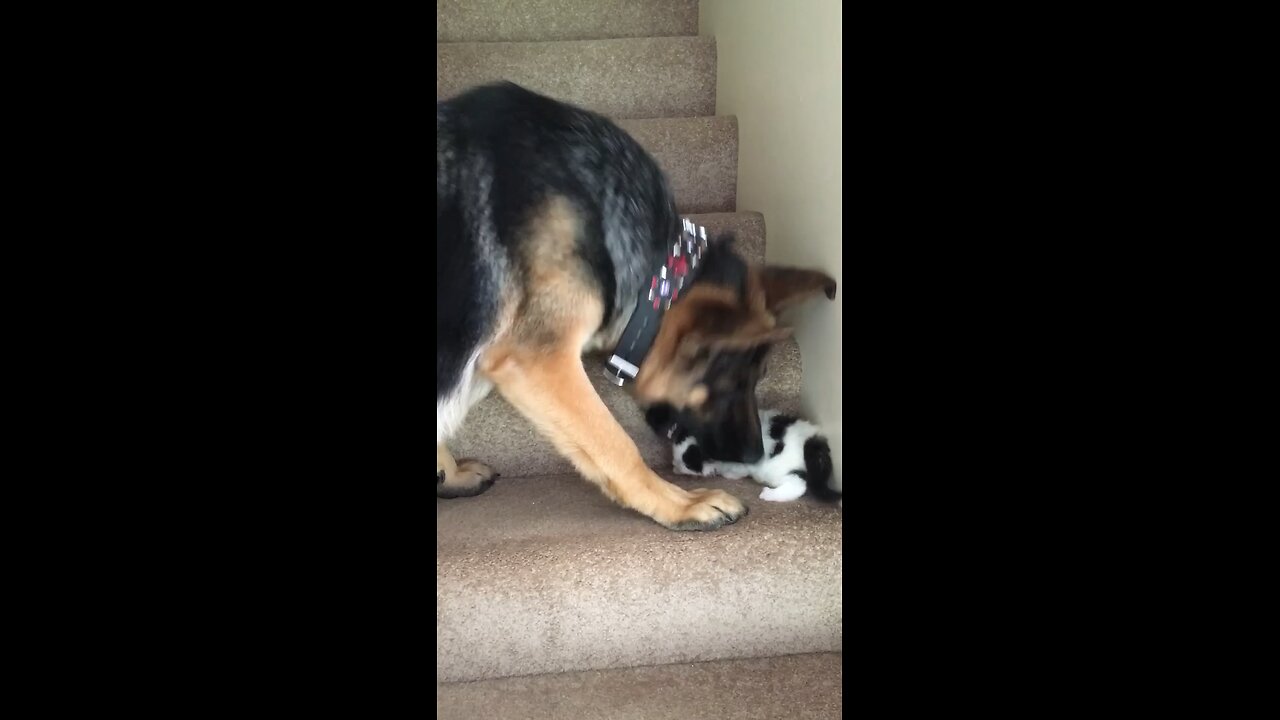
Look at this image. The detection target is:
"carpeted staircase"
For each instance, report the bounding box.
[437,1,842,716]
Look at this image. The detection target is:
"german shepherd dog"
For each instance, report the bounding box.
[437,82,835,530]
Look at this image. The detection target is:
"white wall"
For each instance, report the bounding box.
[701,0,843,485]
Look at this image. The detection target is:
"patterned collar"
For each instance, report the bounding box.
[605,219,709,386]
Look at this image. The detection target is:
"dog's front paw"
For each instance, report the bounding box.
[437,459,499,499]
[663,488,748,531]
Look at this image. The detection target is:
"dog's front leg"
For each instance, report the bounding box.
[437,443,497,498]
[481,345,747,531]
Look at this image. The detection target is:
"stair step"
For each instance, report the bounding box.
[436,474,842,682]
[618,116,737,213]
[449,337,802,479]
[437,37,715,119]
[686,211,765,264]
[437,0,698,43]
[437,652,842,719]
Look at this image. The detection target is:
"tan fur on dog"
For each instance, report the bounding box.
[440,194,832,530]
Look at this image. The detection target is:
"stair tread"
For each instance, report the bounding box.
[449,335,801,478]
[436,473,842,681]
[437,0,698,43]
[437,652,841,720]
[437,37,715,119]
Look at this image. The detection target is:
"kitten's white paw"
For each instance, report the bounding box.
[759,476,806,502]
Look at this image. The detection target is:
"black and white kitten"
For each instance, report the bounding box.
[647,407,841,503]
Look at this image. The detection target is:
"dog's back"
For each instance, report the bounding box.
[436,82,675,422]
[436,83,833,529]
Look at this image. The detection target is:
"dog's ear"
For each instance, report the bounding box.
[690,323,792,353]
[637,291,790,407]
[752,266,837,314]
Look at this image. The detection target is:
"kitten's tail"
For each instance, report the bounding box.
[802,436,841,502]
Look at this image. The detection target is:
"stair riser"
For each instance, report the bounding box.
[437,653,842,719]
[437,37,715,119]
[437,0,698,43]
[686,212,764,264]
[437,487,842,682]
[449,339,801,478]
[439,559,841,682]
[619,117,737,213]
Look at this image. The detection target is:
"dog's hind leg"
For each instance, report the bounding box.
[437,359,499,499]
[481,341,747,531]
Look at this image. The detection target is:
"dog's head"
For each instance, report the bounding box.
[635,238,836,463]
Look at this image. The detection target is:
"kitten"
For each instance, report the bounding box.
[656,408,841,503]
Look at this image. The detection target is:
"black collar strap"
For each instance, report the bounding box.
[605,219,709,386]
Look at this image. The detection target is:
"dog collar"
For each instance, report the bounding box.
[605,219,709,386]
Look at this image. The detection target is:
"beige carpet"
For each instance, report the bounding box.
[437,37,716,119]
[438,652,842,720]
[437,0,699,43]
[437,0,842,707]
[437,474,842,682]
[615,117,739,213]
